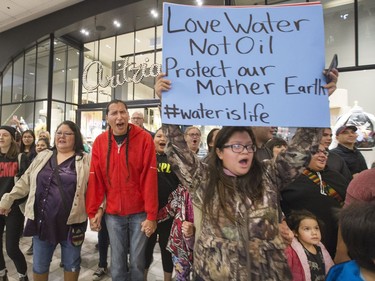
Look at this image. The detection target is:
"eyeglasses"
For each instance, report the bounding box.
[131,117,143,120]
[187,133,201,138]
[222,144,257,153]
[56,131,74,137]
[314,149,329,157]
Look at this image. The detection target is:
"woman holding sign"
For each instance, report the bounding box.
[154,71,338,280]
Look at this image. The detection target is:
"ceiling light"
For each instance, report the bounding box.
[80,29,90,36]
[113,20,121,28]
[151,9,158,18]
[196,0,203,6]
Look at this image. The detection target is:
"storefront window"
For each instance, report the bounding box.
[24,47,36,101]
[53,40,67,101]
[2,64,12,104]
[323,0,355,67]
[1,102,34,129]
[116,33,134,58]
[50,101,66,138]
[12,55,24,103]
[135,28,157,53]
[358,0,375,65]
[34,101,48,134]
[80,110,105,145]
[66,47,80,104]
[36,40,50,100]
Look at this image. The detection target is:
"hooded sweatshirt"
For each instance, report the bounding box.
[86,124,158,220]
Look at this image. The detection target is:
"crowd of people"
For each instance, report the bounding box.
[0,66,373,281]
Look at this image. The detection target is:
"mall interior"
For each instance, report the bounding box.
[0,0,374,280]
[0,0,374,165]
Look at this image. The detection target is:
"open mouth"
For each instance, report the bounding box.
[116,122,126,129]
[239,158,249,165]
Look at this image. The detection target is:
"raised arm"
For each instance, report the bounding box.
[155,73,207,191]
[271,127,323,190]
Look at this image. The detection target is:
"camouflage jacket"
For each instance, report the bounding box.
[163,124,321,281]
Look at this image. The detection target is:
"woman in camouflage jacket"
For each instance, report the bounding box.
[162,123,322,281]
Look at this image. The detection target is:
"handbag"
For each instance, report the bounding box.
[53,152,87,247]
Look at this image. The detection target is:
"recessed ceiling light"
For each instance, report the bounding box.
[196,0,203,6]
[113,20,121,28]
[151,9,158,18]
[80,29,90,36]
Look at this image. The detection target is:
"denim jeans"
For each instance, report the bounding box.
[106,212,148,281]
[33,236,81,274]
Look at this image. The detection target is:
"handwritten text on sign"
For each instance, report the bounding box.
[161,3,329,127]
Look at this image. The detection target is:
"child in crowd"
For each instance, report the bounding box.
[265,137,288,160]
[157,184,194,281]
[35,138,50,154]
[326,202,375,281]
[285,210,334,281]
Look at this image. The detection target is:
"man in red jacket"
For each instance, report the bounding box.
[86,99,158,281]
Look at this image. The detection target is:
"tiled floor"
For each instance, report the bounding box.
[4,230,166,281]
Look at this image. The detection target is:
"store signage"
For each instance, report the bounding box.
[82,57,162,92]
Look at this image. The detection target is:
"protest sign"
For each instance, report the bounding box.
[161,2,329,127]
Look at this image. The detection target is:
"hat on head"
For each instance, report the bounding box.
[336,125,357,136]
[0,126,17,140]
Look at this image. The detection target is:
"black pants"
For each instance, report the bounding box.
[0,206,27,275]
[98,215,109,268]
[145,218,173,273]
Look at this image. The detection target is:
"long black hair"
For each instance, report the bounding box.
[203,126,264,225]
[20,129,37,160]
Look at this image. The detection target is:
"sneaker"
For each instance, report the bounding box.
[92,267,108,281]
[26,244,33,255]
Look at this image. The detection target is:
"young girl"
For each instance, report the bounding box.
[35,138,50,154]
[144,128,180,281]
[285,210,334,281]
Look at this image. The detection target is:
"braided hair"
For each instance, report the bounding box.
[105,100,130,185]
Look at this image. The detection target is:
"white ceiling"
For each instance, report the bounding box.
[0,0,83,33]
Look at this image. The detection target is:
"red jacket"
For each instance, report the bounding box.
[86,125,158,220]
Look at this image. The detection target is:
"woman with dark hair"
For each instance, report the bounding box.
[20,130,37,163]
[144,128,180,281]
[206,128,220,153]
[0,125,28,281]
[155,72,339,280]
[0,121,91,281]
[281,144,349,258]
[265,137,288,160]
